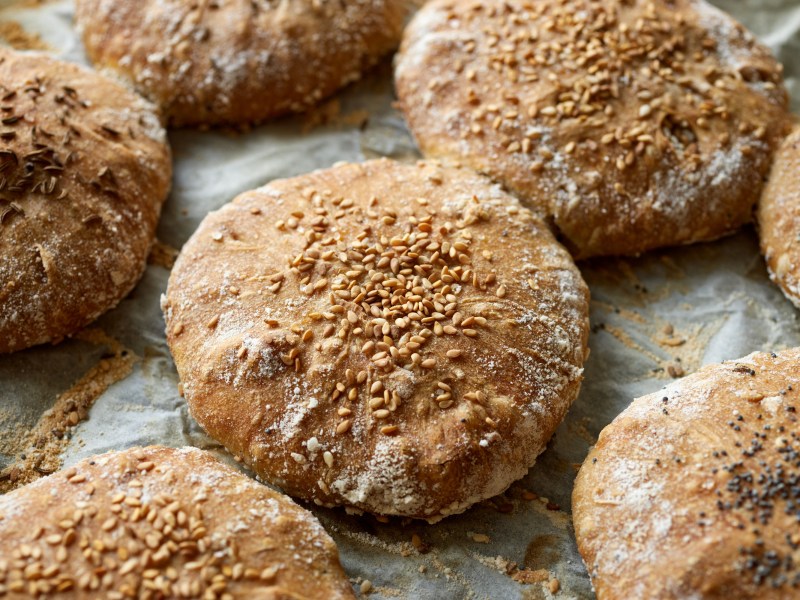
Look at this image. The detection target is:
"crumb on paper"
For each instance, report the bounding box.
[0,329,135,492]
[468,551,517,575]
[592,295,727,380]
[410,532,430,553]
[0,20,49,51]
[480,493,515,514]
[148,238,180,270]
[511,568,550,584]
[666,362,686,378]
[566,417,598,446]
[302,97,370,133]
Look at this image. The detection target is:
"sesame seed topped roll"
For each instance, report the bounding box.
[163,158,590,521]
[395,0,792,258]
[0,446,355,599]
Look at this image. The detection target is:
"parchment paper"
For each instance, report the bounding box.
[1,1,799,598]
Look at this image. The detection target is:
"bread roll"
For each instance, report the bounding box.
[163,158,590,521]
[573,348,800,599]
[395,0,791,258]
[759,126,800,309]
[75,0,408,128]
[0,446,355,599]
[0,48,171,354]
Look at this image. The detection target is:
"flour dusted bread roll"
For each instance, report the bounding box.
[75,0,407,128]
[395,0,792,259]
[0,446,355,599]
[0,49,171,354]
[573,348,800,599]
[759,127,800,309]
[163,159,590,520]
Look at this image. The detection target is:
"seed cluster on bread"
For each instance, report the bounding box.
[759,127,800,309]
[0,446,355,599]
[0,48,171,354]
[74,0,408,128]
[573,349,800,599]
[163,159,590,520]
[395,0,792,258]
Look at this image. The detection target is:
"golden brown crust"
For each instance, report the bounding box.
[74,0,408,128]
[163,158,590,520]
[573,348,800,599]
[758,127,800,309]
[395,0,792,259]
[0,446,355,599]
[0,49,171,354]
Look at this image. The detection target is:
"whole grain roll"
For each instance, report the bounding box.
[758,126,800,309]
[163,158,590,521]
[75,0,408,128]
[395,0,792,258]
[0,446,355,599]
[0,48,171,354]
[573,348,800,599]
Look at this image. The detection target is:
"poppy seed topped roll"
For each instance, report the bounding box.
[573,348,800,599]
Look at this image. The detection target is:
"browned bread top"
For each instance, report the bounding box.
[573,348,800,599]
[0,446,356,599]
[395,0,792,258]
[75,0,408,128]
[163,158,590,521]
[0,48,171,354]
[759,126,800,309]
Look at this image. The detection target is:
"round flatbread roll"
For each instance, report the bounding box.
[395,0,792,259]
[0,49,171,354]
[0,446,355,599]
[164,158,590,521]
[759,127,800,309]
[74,0,408,128]
[573,348,800,599]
